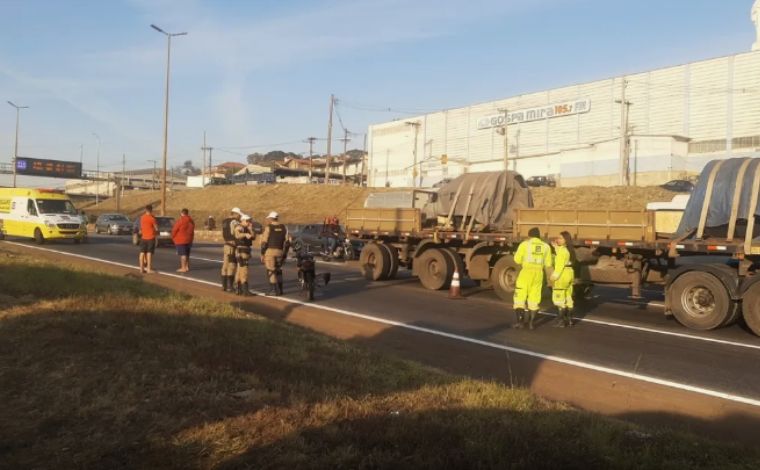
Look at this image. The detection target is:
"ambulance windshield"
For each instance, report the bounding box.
[36,199,77,215]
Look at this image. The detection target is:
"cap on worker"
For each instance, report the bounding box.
[231,207,243,215]
[241,214,251,221]
[266,211,279,220]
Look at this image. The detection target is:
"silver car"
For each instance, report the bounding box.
[95,213,133,235]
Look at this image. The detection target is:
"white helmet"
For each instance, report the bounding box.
[240,214,251,221]
[231,207,243,215]
[266,211,279,220]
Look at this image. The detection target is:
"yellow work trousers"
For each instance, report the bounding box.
[222,244,237,277]
[514,266,544,311]
[552,269,574,309]
[264,249,284,284]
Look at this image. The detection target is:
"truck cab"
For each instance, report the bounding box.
[0,188,87,244]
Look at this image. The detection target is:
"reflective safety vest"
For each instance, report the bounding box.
[515,237,552,269]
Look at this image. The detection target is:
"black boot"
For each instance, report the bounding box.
[553,308,565,327]
[514,309,525,329]
[564,308,574,327]
[226,276,234,292]
[276,281,283,296]
[222,275,228,291]
[242,282,250,297]
[235,282,243,296]
[528,310,537,330]
[266,283,277,296]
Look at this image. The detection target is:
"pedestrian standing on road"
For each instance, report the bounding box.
[138,204,158,274]
[234,214,255,296]
[260,211,290,296]
[513,227,552,330]
[551,231,576,327]
[220,207,243,291]
[171,208,195,273]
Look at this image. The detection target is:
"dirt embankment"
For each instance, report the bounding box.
[85,184,686,224]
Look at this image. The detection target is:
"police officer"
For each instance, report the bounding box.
[550,231,576,327]
[513,227,552,330]
[260,211,290,296]
[221,207,243,291]
[234,214,255,296]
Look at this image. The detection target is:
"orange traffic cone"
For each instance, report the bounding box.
[449,267,465,300]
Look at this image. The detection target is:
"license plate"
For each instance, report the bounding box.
[160,231,169,236]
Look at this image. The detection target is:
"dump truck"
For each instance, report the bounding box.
[346,158,760,337]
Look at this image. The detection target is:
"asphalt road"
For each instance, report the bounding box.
[6,233,760,437]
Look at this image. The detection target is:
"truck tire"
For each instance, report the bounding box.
[34,228,45,245]
[668,271,733,331]
[741,284,760,336]
[417,248,453,290]
[443,248,466,279]
[490,255,519,301]
[359,243,391,281]
[380,244,400,280]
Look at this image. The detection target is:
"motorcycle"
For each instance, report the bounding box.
[322,238,357,261]
[296,249,331,301]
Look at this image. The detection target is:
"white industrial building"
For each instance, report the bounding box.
[367,2,760,188]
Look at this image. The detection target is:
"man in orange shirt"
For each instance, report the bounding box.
[138,204,158,273]
[171,208,195,273]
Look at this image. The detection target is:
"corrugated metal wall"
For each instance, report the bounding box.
[369,51,760,187]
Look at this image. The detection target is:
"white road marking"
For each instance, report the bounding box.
[5,240,760,408]
[191,256,222,264]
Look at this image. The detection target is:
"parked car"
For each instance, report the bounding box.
[290,223,363,260]
[133,216,176,246]
[661,179,695,192]
[526,175,556,187]
[94,213,133,235]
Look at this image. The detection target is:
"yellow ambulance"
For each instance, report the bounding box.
[0,188,87,244]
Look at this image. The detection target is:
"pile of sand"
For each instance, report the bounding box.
[86,184,687,224]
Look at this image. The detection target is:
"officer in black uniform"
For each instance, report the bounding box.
[220,207,243,291]
[260,211,290,295]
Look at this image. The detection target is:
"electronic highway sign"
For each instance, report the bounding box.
[15,157,83,179]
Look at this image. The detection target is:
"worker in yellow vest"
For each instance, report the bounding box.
[551,231,576,327]
[513,227,552,330]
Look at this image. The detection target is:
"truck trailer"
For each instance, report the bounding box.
[346,158,760,337]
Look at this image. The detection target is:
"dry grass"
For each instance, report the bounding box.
[84,184,684,226]
[532,186,687,211]
[1,249,756,469]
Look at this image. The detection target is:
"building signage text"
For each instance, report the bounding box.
[477,99,591,130]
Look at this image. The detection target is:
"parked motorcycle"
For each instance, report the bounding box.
[296,249,331,301]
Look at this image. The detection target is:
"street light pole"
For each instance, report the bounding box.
[147,159,158,190]
[7,101,29,188]
[92,132,101,205]
[151,24,187,215]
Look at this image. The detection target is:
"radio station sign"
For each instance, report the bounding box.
[477,99,591,130]
[15,157,83,179]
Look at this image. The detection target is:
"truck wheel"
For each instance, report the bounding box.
[359,243,391,281]
[417,248,453,290]
[34,228,45,245]
[491,255,519,301]
[443,248,466,279]
[741,284,760,336]
[669,271,732,331]
[380,244,400,280]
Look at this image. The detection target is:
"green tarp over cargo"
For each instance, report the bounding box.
[423,171,533,231]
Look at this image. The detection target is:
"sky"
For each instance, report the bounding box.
[0,0,757,187]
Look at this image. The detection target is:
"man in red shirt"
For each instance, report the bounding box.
[138,204,158,273]
[171,208,195,273]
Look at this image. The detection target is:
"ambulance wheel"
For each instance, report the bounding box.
[34,228,45,245]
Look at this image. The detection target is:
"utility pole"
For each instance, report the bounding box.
[306,136,317,182]
[406,121,421,187]
[148,159,158,190]
[7,101,29,188]
[325,94,334,185]
[79,144,84,166]
[497,108,509,178]
[151,24,187,215]
[339,128,350,185]
[116,153,125,212]
[201,131,213,187]
[360,133,367,187]
[616,78,632,186]
[92,132,101,205]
